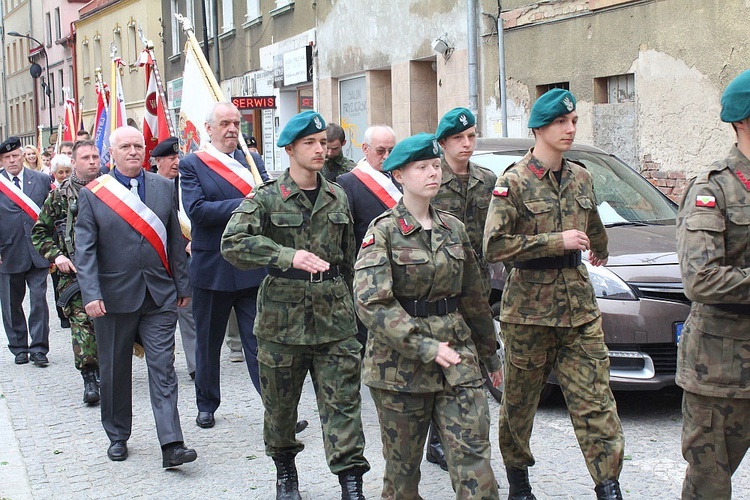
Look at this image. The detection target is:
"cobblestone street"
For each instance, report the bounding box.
[1,284,749,498]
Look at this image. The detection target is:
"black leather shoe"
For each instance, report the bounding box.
[425,425,448,471]
[595,479,623,500]
[107,440,128,461]
[82,368,100,405]
[60,318,71,328]
[196,411,215,428]
[274,454,302,500]
[295,420,308,433]
[188,371,195,380]
[339,471,365,500]
[162,442,197,468]
[506,466,536,500]
[14,352,28,365]
[30,352,49,367]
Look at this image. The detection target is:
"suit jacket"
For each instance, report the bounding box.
[179,148,269,291]
[74,170,190,313]
[0,168,52,274]
[337,170,401,246]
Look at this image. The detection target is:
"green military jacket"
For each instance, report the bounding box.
[221,169,358,345]
[483,149,608,328]
[431,157,497,258]
[676,145,750,398]
[354,201,500,393]
[31,178,82,290]
[322,153,357,182]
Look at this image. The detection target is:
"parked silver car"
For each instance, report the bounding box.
[473,138,690,401]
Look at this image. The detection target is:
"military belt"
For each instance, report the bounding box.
[398,296,460,317]
[513,251,582,270]
[710,303,750,316]
[268,265,340,283]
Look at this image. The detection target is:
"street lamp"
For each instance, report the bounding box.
[7,31,53,141]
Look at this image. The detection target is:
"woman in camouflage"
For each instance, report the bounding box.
[354,133,502,499]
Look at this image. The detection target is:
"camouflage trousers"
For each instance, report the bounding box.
[681,391,750,499]
[499,317,624,485]
[257,337,370,476]
[370,385,499,500]
[62,291,98,371]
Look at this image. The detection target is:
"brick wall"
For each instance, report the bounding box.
[639,155,687,203]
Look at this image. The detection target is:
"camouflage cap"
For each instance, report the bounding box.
[0,136,22,155]
[720,69,750,123]
[382,132,441,173]
[277,111,327,147]
[435,107,476,140]
[151,137,179,157]
[528,89,577,128]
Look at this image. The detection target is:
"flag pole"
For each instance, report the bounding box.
[175,13,263,186]
[138,25,176,137]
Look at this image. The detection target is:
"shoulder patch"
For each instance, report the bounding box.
[361,233,375,249]
[493,186,509,197]
[695,195,716,208]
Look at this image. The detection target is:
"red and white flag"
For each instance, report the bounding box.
[62,98,78,142]
[110,57,127,134]
[138,49,170,169]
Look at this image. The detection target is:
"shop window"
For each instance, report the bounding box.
[595,74,635,104]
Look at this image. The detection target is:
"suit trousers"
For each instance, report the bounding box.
[94,292,183,446]
[192,286,261,413]
[0,266,50,355]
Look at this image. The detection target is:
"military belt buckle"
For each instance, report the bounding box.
[310,271,324,283]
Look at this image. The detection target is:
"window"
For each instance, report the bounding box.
[46,13,52,46]
[49,73,55,109]
[113,26,122,61]
[93,34,102,72]
[222,0,234,32]
[82,39,91,82]
[246,0,260,21]
[59,69,65,105]
[171,0,180,56]
[128,21,138,65]
[595,73,635,104]
[536,82,569,98]
[54,8,61,41]
[205,0,215,38]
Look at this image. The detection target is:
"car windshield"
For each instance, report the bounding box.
[471,149,678,226]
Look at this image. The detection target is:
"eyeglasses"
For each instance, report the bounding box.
[369,146,394,156]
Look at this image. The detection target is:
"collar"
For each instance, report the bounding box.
[392,201,451,236]
[526,148,570,180]
[5,167,24,184]
[277,169,337,202]
[729,145,750,191]
[112,166,145,187]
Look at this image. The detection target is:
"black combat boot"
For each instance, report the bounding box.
[594,479,623,500]
[506,466,536,500]
[273,454,302,500]
[425,423,448,471]
[338,470,365,500]
[82,367,100,405]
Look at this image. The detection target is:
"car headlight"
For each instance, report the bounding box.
[585,262,638,300]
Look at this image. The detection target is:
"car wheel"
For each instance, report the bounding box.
[484,304,505,403]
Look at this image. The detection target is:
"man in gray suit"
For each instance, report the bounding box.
[0,136,51,366]
[75,126,197,468]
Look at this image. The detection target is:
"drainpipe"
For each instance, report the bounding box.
[497,1,508,137]
[467,0,479,130]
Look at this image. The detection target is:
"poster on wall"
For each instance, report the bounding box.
[338,76,366,163]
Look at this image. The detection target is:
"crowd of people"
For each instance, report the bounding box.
[1,69,749,500]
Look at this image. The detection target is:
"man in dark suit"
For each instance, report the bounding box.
[75,126,196,467]
[0,136,52,366]
[179,101,269,429]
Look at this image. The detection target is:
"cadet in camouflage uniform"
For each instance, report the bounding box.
[676,69,750,500]
[355,133,502,500]
[221,111,369,500]
[322,122,357,182]
[31,140,102,405]
[427,107,497,471]
[483,89,624,500]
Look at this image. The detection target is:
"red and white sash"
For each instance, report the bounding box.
[87,175,171,275]
[350,161,402,209]
[0,173,41,221]
[195,143,256,196]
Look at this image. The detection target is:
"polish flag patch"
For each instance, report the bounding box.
[695,195,716,208]
[493,186,509,197]
[361,233,375,248]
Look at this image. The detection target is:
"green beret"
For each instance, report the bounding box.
[151,137,179,158]
[277,111,326,147]
[0,136,22,155]
[435,107,476,140]
[528,89,577,128]
[382,133,441,173]
[721,70,750,123]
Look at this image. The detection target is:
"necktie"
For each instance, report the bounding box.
[129,178,139,197]
[13,176,20,189]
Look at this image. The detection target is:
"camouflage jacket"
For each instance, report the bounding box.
[483,149,608,327]
[31,178,83,289]
[676,145,750,398]
[432,157,496,258]
[221,169,358,345]
[354,201,500,393]
[322,153,356,182]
